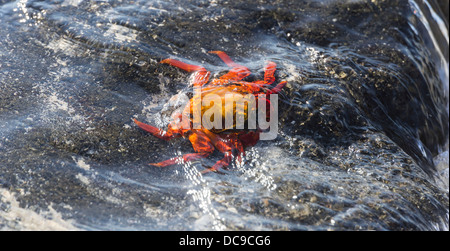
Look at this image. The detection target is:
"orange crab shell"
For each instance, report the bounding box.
[187,84,259,133]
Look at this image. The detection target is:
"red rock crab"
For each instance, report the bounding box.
[134,51,286,173]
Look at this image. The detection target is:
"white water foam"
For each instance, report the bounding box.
[0,188,78,231]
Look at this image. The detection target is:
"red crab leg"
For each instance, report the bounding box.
[160,58,210,87]
[266,81,287,95]
[150,130,215,168]
[200,130,244,174]
[201,152,233,174]
[264,61,277,85]
[251,61,278,89]
[259,81,287,112]
[250,81,286,110]
[209,51,251,81]
[160,59,206,72]
[208,51,243,68]
[149,152,211,167]
[134,119,181,141]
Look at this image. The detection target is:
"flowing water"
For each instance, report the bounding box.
[0,0,448,230]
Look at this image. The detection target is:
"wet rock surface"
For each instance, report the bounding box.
[0,0,448,230]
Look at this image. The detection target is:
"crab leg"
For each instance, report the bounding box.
[160,58,210,87]
[149,152,211,167]
[264,61,277,85]
[209,51,251,81]
[134,119,181,141]
[208,51,243,68]
[160,59,206,72]
[254,80,287,108]
[201,130,244,173]
[266,81,287,95]
[150,130,215,168]
[250,61,278,89]
[201,153,233,174]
